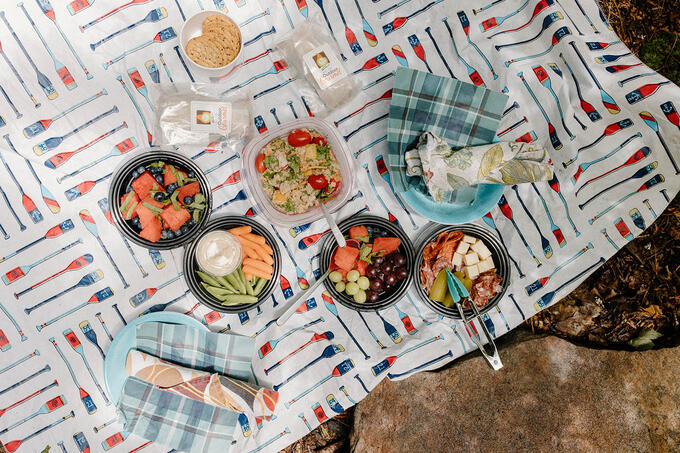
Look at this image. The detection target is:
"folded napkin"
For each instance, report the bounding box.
[387,67,508,195]
[406,132,553,202]
[117,322,278,453]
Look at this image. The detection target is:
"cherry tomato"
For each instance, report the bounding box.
[288,129,312,147]
[307,174,328,190]
[311,136,327,146]
[255,153,267,173]
[326,179,341,198]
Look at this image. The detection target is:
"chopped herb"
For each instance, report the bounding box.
[264,155,279,170]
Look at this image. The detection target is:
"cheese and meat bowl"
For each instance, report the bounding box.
[414,223,511,319]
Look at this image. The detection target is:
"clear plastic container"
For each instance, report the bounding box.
[241,118,355,227]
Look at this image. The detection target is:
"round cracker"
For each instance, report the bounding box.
[205,31,240,65]
[201,14,237,35]
[185,35,226,68]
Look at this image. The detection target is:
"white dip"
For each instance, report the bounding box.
[196,230,242,276]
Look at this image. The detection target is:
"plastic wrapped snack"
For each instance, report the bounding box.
[275,15,361,114]
[153,83,253,149]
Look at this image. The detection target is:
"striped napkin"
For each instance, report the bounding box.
[117,322,278,452]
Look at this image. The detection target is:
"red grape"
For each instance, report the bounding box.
[395,267,408,280]
[393,253,406,267]
[381,261,393,274]
[385,273,397,286]
[366,265,378,278]
[370,279,383,292]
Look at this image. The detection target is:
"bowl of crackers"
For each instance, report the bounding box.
[180,11,242,73]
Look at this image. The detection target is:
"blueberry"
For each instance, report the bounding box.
[154,192,166,202]
[165,229,175,239]
[174,228,183,236]
[179,225,189,235]
[150,166,162,174]
[166,183,178,193]
[155,175,163,184]
[136,165,146,174]
[187,171,196,178]
[130,170,139,179]
[183,196,193,204]
[128,218,141,232]
[186,219,197,228]
[160,230,169,240]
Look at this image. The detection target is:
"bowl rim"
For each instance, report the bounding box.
[241,117,356,227]
[412,222,511,319]
[182,215,281,313]
[108,149,213,250]
[179,10,243,73]
[319,215,415,312]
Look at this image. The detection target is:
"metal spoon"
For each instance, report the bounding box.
[276,269,331,326]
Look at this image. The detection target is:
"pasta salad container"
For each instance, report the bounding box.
[241,118,355,227]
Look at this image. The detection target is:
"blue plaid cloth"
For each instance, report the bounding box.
[117,322,257,452]
[118,377,238,453]
[135,321,255,381]
[388,67,508,194]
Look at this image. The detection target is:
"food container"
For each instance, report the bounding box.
[319,215,415,312]
[183,216,281,313]
[241,118,355,227]
[108,149,212,250]
[179,10,243,74]
[412,222,511,319]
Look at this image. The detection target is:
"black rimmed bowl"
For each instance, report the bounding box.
[319,215,415,312]
[413,222,511,319]
[108,149,212,250]
[183,216,281,313]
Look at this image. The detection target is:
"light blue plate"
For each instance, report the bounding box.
[401,183,505,224]
[103,312,207,405]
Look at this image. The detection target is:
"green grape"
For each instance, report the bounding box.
[329,271,343,283]
[346,270,360,282]
[345,281,360,296]
[357,276,370,290]
[335,281,346,293]
[353,290,367,304]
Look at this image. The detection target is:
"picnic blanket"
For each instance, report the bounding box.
[0,0,678,452]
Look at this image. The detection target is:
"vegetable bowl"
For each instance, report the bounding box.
[413,222,511,319]
[183,216,281,313]
[319,215,415,312]
[108,149,212,250]
[242,118,354,227]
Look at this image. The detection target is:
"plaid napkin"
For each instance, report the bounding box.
[387,67,508,194]
[117,322,265,452]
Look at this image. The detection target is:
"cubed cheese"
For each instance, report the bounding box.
[463,234,477,244]
[464,252,479,266]
[456,241,470,254]
[478,256,495,273]
[452,252,463,269]
[464,264,479,280]
[471,241,492,260]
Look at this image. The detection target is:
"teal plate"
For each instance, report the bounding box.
[103,312,207,405]
[401,183,505,224]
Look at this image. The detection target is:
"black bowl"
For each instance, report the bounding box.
[413,223,511,319]
[108,149,212,250]
[183,216,281,313]
[319,215,415,312]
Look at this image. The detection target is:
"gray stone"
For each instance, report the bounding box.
[350,332,680,452]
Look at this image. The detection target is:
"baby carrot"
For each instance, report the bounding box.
[242,265,272,280]
[244,233,266,245]
[243,258,273,274]
[236,236,273,261]
[228,226,252,236]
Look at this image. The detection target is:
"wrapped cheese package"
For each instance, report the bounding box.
[153,83,253,150]
[275,14,361,116]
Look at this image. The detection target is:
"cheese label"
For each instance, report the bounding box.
[303,45,347,90]
[190,101,232,134]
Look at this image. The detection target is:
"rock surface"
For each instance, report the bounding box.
[350,332,680,452]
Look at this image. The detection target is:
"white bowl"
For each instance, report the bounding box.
[179,10,243,75]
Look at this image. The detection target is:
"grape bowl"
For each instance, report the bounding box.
[319,215,415,312]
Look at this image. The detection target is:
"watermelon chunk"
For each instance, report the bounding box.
[139,218,162,242]
[131,171,161,199]
[120,191,139,220]
[373,237,401,255]
[354,259,368,276]
[333,246,360,271]
[161,204,191,231]
[349,226,369,242]
[177,181,201,202]
[135,204,157,229]
[163,164,187,186]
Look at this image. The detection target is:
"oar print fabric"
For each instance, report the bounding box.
[0,0,677,452]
